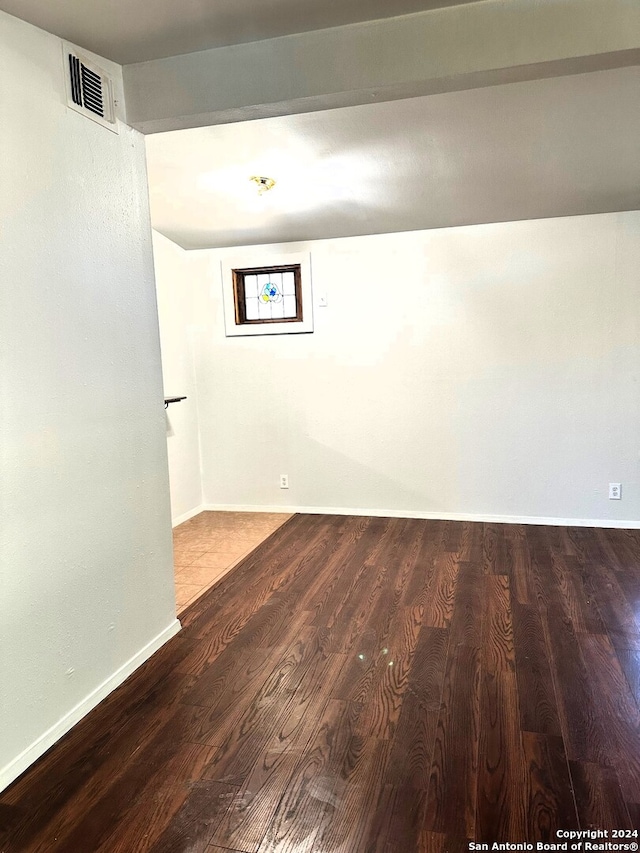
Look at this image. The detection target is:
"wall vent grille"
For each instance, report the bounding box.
[64,46,118,132]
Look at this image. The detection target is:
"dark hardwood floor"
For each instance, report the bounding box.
[2,515,640,852]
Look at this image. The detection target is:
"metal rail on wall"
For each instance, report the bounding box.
[164,396,187,409]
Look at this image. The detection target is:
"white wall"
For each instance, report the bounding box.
[183,211,640,525]
[153,232,203,523]
[0,11,178,791]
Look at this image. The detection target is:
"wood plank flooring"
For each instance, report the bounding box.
[2,515,640,852]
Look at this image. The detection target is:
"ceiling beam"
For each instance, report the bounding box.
[124,0,640,134]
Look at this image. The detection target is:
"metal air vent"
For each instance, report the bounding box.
[63,46,118,133]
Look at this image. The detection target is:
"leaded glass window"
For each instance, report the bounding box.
[232,265,303,325]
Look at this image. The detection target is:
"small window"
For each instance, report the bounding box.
[232,264,303,325]
[221,251,313,337]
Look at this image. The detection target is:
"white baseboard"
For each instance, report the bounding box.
[202,503,640,529]
[0,619,182,794]
[172,504,205,527]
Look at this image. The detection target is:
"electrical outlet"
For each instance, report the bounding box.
[609,482,621,500]
[280,474,289,489]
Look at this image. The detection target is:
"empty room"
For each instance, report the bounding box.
[1,1,639,851]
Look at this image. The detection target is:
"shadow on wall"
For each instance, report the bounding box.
[288,437,447,514]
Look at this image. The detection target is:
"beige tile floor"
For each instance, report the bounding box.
[172,511,292,613]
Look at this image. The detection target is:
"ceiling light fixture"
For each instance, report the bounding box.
[250,175,276,195]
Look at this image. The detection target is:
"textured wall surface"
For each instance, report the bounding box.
[182,212,640,525]
[0,10,177,790]
[153,232,202,523]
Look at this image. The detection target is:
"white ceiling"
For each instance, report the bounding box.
[145,67,640,250]
[0,0,485,64]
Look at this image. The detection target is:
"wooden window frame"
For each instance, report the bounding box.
[232,264,303,326]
